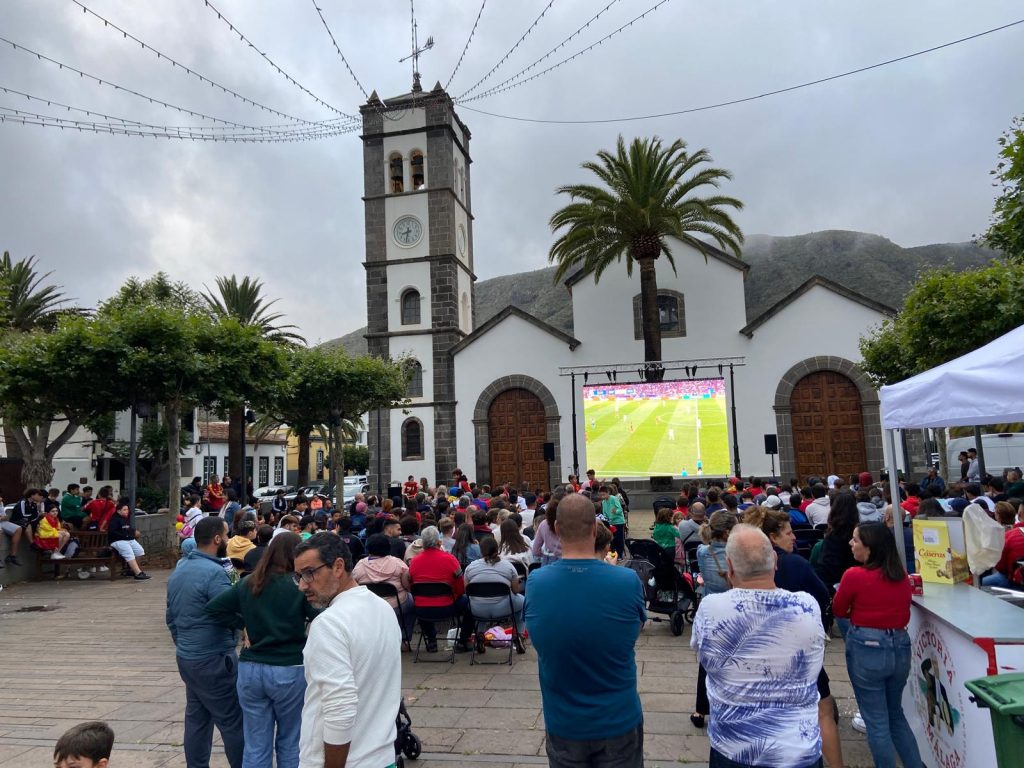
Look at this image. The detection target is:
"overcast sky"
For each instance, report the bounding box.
[1,0,1022,343]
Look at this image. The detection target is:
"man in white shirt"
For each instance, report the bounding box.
[294,533,401,768]
[805,484,831,527]
[691,525,825,767]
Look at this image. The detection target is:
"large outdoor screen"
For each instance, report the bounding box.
[583,379,730,478]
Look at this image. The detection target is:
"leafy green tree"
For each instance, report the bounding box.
[979,115,1024,263]
[343,445,369,474]
[548,136,744,376]
[202,275,303,495]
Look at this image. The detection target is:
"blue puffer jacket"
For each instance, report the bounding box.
[166,550,237,658]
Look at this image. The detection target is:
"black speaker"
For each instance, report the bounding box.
[764,434,778,454]
[542,442,555,462]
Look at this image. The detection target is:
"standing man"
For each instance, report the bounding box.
[525,494,646,768]
[691,525,826,768]
[966,447,981,483]
[166,516,244,768]
[598,484,626,560]
[294,532,401,768]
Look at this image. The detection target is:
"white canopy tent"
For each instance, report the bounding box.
[878,322,1024,568]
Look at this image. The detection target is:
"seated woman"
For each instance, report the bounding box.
[497,519,534,566]
[108,501,150,580]
[33,504,70,559]
[352,533,415,646]
[452,523,481,569]
[463,537,526,654]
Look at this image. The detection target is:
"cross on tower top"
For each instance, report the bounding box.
[398,8,433,92]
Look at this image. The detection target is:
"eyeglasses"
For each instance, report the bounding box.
[292,563,329,586]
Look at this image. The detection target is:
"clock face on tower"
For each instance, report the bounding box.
[392,215,423,248]
[457,224,467,256]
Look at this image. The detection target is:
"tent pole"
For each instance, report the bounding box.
[888,428,909,572]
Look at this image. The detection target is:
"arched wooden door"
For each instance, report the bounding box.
[488,389,547,487]
[790,371,867,480]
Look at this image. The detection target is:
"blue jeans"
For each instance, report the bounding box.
[844,626,922,768]
[236,662,306,768]
[177,653,244,768]
[469,592,525,628]
[982,571,1013,588]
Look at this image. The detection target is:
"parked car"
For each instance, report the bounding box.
[253,485,294,499]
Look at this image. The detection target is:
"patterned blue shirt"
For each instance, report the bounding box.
[691,588,826,767]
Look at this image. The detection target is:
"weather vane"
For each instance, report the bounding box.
[399,3,433,93]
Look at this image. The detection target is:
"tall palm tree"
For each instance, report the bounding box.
[549,136,744,378]
[203,275,304,497]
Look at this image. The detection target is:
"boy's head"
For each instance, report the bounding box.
[54,721,114,768]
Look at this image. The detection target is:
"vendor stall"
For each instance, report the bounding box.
[879,323,1024,768]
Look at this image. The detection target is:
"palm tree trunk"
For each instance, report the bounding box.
[638,256,663,380]
[297,427,311,486]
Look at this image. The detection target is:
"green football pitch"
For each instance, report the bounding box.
[583,396,730,478]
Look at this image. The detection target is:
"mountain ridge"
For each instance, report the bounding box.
[325,230,998,356]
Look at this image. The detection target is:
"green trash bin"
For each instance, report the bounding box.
[965,673,1024,768]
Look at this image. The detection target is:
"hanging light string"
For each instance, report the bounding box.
[457,0,624,103]
[456,16,1024,124]
[459,0,673,104]
[444,0,487,90]
[199,0,356,119]
[0,106,359,142]
[0,36,360,133]
[69,0,330,126]
[456,0,556,100]
[309,1,368,99]
[0,87,354,138]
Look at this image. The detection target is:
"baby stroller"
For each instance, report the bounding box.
[395,698,421,767]
[625,538,699,636]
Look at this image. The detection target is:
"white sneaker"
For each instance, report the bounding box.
[77,570,91,579]
[97,566,109,573]
[852,712,867,733]
[50,552,65,559]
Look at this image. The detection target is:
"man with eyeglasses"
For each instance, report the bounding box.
[294,532,401,768]
[166,515,244,768]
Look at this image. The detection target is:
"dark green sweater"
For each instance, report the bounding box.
[205,572,320,666]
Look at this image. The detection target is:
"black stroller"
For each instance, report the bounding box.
[395,699,422,767]
[625,538,699,636]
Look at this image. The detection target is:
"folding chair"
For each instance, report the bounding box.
[366,582,411,647]
[511,560,528,580]
[465,581,521,666]
[410,582,458,663]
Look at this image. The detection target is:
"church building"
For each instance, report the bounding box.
[361,83,894,491]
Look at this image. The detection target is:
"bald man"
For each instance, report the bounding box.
[525,494,646,768]
[691,524,826,768]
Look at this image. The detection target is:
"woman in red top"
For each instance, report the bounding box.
[205,474,226,513]
[833,522,922,768]
[84,485,117,532]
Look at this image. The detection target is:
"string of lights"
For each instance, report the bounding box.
[459,0,673,104]
[70,0,328,126]
[456,0,556,101]
[0,87,356,137]
[0,36,346,133]
[457,16,1024,124]
[444,0,487,90]
[309,0,368,99]
[199,0,356,119]
[0,106,359,142]
[458,0,623,102]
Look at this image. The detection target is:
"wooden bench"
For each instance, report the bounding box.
[41,530,141,581]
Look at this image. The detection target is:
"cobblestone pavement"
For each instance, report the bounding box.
[0,568,872,768]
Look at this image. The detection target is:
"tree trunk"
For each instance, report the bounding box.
[637,256,664,381]
[3,425,24,460]
[164,403,182,513]
[12,419,79,490]
[297,427,311,487]
[227,403,242,481]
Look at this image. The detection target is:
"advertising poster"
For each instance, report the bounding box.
[913,519,968,584]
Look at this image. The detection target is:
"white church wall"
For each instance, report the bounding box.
[453,314,576,482]
[387,333,434,403]
[386,261,432,330]
[382,109,426,135]
[384,194,430,259]
[390,405,434,487]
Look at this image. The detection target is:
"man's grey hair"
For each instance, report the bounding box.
[551,485,568,501]
[725,524,775,581]
[420,525,442,549]
[457,496,471,509]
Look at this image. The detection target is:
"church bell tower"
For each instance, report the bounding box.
[361,81,475,490]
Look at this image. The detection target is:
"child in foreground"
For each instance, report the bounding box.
[54,721,114,768]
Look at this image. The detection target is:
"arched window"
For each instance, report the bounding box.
[400,289,421,325]
[407,359,423,398]
[632,290,686,339]
[401,417,424,460]
[389,152,404,194]
[411,151,425,189]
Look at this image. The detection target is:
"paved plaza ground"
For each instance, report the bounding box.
[0,565,873,768]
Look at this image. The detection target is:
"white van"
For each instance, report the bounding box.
[946,433,1024,479]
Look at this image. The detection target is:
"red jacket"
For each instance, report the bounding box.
[900,495,921,518]
[996,523,1024,581]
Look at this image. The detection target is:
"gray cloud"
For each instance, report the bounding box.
[1,0,1021,342]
